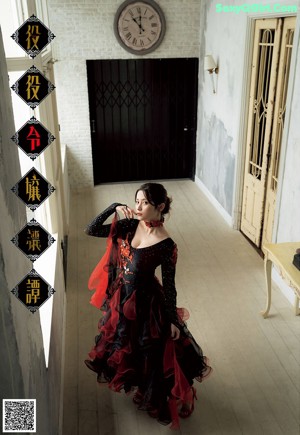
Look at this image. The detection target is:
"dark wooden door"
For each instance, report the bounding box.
[86,58,198,184]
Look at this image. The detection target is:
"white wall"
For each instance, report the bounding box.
[276,27,300,242]
[47,0,202,188]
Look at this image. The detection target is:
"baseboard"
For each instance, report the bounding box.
[194,176,233,227]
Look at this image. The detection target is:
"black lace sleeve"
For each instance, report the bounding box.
[161,242,180,327]
[85,203,139,239]
[85,203,125,237]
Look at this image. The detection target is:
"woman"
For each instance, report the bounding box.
[84,182,211,428]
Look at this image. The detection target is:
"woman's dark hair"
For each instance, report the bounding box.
[135,183,172,215]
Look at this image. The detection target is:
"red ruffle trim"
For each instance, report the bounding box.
[164,338,192,429]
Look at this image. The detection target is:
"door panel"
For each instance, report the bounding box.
[262,17,296,246]
[86,59,198,184]
[241,19,282,246]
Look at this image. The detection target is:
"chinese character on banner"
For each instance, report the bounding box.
[11,117,55,160]
[26,278,40,304]
[11,167,55,211]
[11,65,55,109]
[27,230,42,251]
[11,218,55,262]
[11,269,55,313]
[11,14,55,58]
[26,173,41,201]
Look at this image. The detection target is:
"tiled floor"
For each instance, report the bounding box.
[63,180,300,435]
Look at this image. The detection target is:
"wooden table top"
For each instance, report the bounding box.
[263,242,300,290]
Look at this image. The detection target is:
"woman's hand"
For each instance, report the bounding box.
[171,323,180,340]
[116,205,136,219]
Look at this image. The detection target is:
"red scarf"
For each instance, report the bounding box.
[88,213,119,308]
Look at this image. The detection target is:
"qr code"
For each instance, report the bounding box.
[2,399,36,433]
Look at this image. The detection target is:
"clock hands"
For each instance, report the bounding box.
[132,16,145,35]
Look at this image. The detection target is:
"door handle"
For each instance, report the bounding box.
[91,120,96,133]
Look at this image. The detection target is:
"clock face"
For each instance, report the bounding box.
[114,0,166,54]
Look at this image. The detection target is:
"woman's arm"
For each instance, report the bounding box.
[161,243,181,335]
[85,203,125,237]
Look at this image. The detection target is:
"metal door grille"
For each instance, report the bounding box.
[87,59,198,184]
[249,29,275,180]
[95,81,151,109]
[270,27,294,191]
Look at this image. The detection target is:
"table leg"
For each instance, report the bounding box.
[261,257,272,318]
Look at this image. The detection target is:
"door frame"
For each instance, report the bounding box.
[233,11,299,245]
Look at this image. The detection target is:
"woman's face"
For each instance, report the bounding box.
[135,190,161,222]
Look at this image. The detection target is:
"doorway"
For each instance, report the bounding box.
[86,58,198,184]
[240,17,296,248]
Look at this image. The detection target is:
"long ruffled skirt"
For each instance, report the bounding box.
[86,278,212,429]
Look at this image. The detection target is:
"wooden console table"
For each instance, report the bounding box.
[261,242,300,318]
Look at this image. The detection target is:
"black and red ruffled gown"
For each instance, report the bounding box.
[85,203,211,428]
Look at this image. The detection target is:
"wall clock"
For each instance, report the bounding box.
[114,0,166,55]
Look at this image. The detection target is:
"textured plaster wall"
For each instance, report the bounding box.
[196,0,246,217]
[47,0,202,188]
[199,113,235,215]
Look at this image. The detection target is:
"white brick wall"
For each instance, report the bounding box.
[47,0,201,188]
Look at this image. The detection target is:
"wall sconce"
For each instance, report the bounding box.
[204,55,219,94]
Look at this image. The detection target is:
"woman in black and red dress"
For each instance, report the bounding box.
[84,182,211,428]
